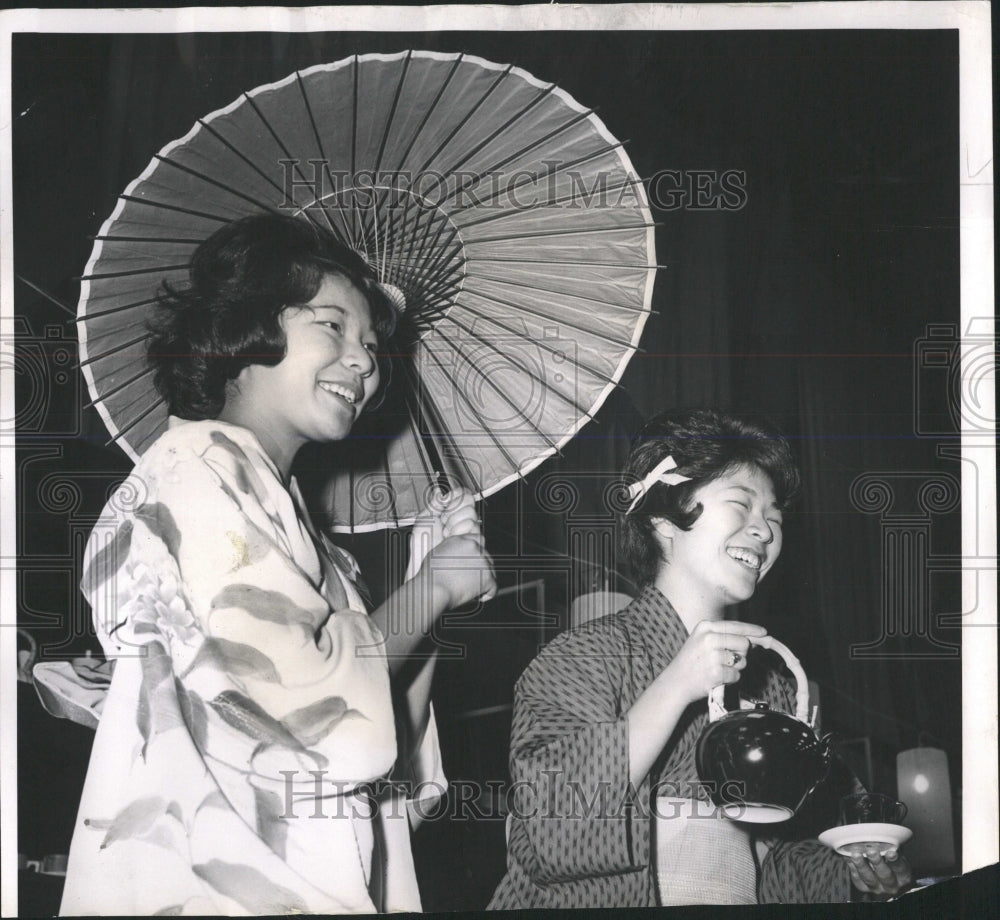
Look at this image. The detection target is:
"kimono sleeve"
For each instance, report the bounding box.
[93,435,397,795]
[759,839,851,903]
[507,628,647,885]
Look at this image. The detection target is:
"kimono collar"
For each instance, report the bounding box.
[625,583,695,678]
[167,415,284,483]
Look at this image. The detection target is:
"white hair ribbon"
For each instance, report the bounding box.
[625,454,691,514]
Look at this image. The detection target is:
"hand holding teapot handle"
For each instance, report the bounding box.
[669,621,766,707]
[707,634,811,724]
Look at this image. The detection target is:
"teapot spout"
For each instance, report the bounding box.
[817,732,836,768]
[803,732,836,798]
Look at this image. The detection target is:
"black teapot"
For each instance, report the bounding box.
[695,635,833,823]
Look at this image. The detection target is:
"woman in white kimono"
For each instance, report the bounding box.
[61,215,495,915]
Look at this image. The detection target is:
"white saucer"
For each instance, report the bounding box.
[818,822,912,856]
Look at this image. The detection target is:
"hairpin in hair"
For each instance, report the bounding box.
[625,454,691,514]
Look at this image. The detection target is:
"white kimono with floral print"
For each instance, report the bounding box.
[60,419,445,916]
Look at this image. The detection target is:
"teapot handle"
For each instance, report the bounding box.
[707,634,811,724]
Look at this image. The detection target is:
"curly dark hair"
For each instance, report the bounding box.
[619,409,801,587]
[147,214,397,420]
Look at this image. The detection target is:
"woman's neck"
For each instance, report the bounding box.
[653,567,726,633]
[215,406,301,484]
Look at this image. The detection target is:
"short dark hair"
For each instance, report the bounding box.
[618,409,800,586]
[147,214,397,420]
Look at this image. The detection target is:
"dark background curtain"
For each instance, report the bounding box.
[12,28,962,911]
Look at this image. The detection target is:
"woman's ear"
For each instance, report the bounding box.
[650,516,678,539]
[650,517,677,562]
[223,373,244,402]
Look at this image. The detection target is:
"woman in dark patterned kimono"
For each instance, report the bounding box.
[61,215,495,915]
[490,409,911,908]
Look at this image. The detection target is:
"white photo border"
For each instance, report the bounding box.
[1,4,994,915]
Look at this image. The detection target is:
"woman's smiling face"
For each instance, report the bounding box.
[221,272,380,474]
[656,464,784,614]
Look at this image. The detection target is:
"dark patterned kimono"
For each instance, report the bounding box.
[488,584,849,909]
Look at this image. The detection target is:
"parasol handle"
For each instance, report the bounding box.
[707,634,811,724]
